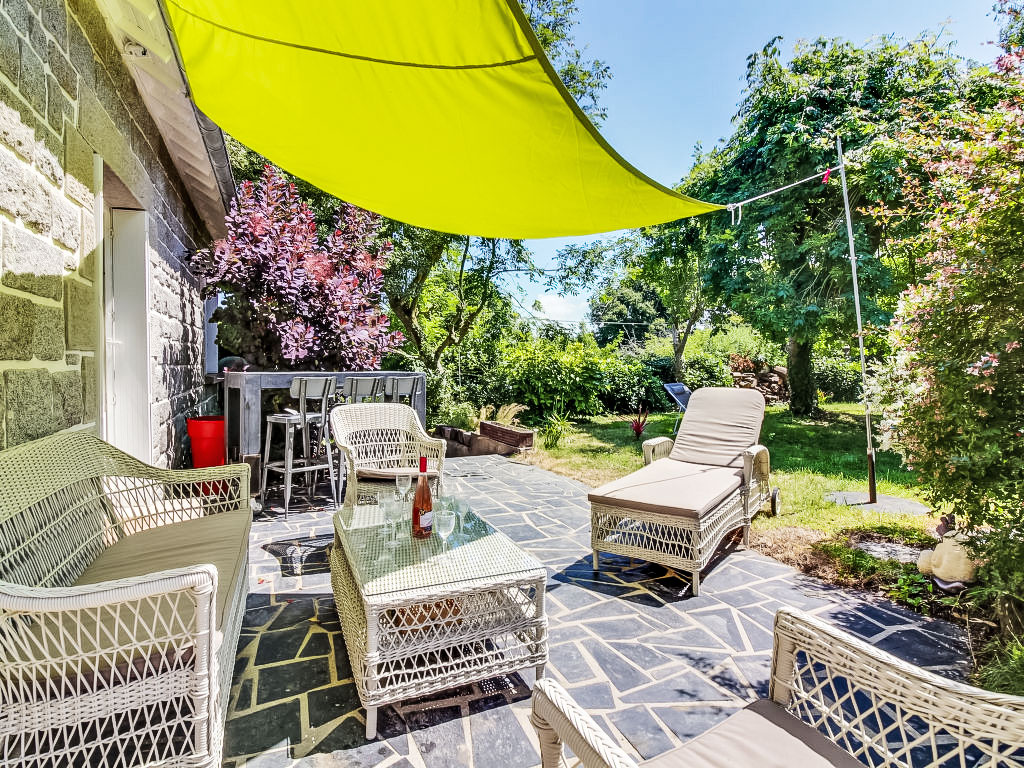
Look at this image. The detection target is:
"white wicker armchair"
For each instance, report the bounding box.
[0,431,251,768]
[589,388,775,594]
[531,607,1024,768]
[329,402,445,508]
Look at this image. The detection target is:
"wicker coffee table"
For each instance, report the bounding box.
[330,502,548,738]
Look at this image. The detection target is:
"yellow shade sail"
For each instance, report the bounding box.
[164,0,722,238]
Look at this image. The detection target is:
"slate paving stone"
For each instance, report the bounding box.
[620,671,729,705]
[548,642,595,684]
[405,705,471,768]
[332,636,354,680]
[583,617,651,641]
[255,628,308,666]
[735,603,783,632]
[257,657,331,705]
[608,641,671,671]
[608,706,676,760]
[688,608,746,652]
[243,604,282,629]
[737,615,775,651]
[708,663,752,698]
[874,629,966,669]
[237,749,295,766]
[755,580,832,611]
[469,698,540,768]
[300,632,332,658]
[650,646,730,674]
[730,554,797,579]
[307,681,358,728]
[235,678,253,712]
[732,655,771,698]
[306,716,396,765]
[820,606,888,639]
[269,600,317,631]
[547,583,601,611]
[567,681,616,710]
[582,639,650,692]
[224,700,301,757]
[247,593,273,610]
[714,586,768,609]
[698,564,758,592]
[653,704,739,743]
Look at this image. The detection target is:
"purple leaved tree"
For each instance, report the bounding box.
[191,165,402,370]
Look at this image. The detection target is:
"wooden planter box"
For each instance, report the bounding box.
[479,421,534,450]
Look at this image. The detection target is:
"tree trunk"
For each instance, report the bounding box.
[787,338,817,416]
[671,305,702,382]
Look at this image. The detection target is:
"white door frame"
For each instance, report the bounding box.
[102,206,152,462]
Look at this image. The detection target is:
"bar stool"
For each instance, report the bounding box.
[341,376,380,404]
[383,375,420,405]
[260,377,337,518]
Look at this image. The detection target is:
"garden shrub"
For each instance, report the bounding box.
[492,337,606,419]
[599,353,669,413]
[871,61,1024,636]
[813,357,862,402]
[680,352,733,389]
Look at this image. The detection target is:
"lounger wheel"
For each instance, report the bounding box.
[770,487,781,516]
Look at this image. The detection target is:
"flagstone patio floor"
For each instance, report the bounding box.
[223,456,970,768]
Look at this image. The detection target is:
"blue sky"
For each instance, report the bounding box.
[517,0,1001,324]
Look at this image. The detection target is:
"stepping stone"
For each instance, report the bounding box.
[825,491,930,516]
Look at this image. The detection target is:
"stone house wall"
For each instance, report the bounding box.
[0,0,215,466]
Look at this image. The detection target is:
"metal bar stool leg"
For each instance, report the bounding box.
[260,421,273,512]
[283,423,295,521]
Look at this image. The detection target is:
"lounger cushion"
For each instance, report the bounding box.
[642,699,862,768]
[588,459,742,519]
[670,387,765,468]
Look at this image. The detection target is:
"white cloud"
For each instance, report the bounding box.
[530,292,591,324]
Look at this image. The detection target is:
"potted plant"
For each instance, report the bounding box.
[478,403,535,449]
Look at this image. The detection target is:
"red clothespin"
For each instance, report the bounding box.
[822,168,832,184]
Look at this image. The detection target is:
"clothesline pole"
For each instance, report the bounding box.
[836,135,878,504]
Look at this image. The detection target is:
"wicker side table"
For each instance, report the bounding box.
[330,503,548,738]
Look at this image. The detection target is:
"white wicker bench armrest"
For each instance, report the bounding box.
[642,436,674,465]
[742,444,770,486]
[770,607,1024,749]
[0,563,218,613]
[531,678,639,768]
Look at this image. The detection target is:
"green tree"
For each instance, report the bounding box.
[588,271,666,347]
[685,35,967,414]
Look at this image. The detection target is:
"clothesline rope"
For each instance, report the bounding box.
[726,165,840,225]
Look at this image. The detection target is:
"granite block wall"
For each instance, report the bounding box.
[0,0,216,466]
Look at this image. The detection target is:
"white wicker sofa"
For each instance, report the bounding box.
[0,431,251,768]
[589,387,773,594]
[532,607,1024,768]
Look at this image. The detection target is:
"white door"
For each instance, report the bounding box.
[104,208,152,461]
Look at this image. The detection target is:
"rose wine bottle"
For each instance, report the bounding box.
[412,456,433,539]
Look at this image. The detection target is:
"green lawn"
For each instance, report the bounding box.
[521,403,937,568]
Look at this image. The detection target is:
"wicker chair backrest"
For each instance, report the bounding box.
[329,403,425,468]
[669,387,765,468]
[0,432,129,587]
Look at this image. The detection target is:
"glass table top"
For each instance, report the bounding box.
[333,501,545,599]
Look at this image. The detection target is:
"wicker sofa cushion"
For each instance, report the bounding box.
[669,387,765,467]
[588,459,742,519]
[642,699,862,768]
[75,509,251,631]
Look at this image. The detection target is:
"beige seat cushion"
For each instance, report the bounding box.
[588,459,742,519]
[643,699,863,768]
[9,510,249,686]
[669,387,765,467]
[357,466,440,480]
[75,509,251,631]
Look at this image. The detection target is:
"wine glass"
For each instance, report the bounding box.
[435,506,456,551]
[395,473,412,502]
[383,499,403,551]
[453,499,471,543]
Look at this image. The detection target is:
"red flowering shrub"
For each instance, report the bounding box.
[191,166,402,369]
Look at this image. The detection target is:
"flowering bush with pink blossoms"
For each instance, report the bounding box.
[871,26,1023,633]
[190,165,402,370]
